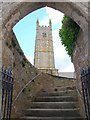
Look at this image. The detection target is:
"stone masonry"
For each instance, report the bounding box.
[34,19,58,76]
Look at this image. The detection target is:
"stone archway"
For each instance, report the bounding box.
[1,1,89,118]
[3,2,88,31]
[2,2,88,69]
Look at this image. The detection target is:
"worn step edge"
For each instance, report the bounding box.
[24,108,79,111]
[20,116,86,120]
[31,101,78,104]
[23,108,80,116]
[40,90,77,94]
[39,91,77,96]
[34,97,78,102]
[42,86,76,92]
[34,96,78,102]
[35,96,78,98]
[31,101,78,109]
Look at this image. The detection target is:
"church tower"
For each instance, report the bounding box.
[34,19,58,76]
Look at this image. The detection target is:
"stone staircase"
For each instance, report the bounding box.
[20,85,86,120]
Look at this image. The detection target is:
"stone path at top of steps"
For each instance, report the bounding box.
[20,86,86,120]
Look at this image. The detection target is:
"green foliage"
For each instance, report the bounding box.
[59,16,80,57]
[28,88,31,92]
[6,41,12,49]
[17,48,24,56]
[11,38,16,47]
[22,88,26,93]
[21,60,26,67]
[20,58,27,67]
[6,41,9,46]
[13,62,16,67]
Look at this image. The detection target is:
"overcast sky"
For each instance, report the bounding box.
[13,7,75,72]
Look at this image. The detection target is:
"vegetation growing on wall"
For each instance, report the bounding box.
[59,15,80,57]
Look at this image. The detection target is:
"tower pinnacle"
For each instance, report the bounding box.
[49,19,52,27]
[36,19,39,26]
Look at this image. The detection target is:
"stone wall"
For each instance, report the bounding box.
[2,30,40,117]
[72,29,88,117]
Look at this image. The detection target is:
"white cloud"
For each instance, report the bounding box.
[52,26,75,72]
[40,7,64,27]
[45,7,64,26]
[26,55,34,65]
[52,28,74,72]
[61,63,75,72]
[52,28,66,58]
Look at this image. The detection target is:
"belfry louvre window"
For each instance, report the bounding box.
[42,33,47,37]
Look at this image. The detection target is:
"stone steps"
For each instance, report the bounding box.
[34,96,78,102]
[42,86,76,92]
[31,101,78,109]
[20,116,86,120]
[23,108,80,117]
[20,85,85,120]
[39,90,77,96]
